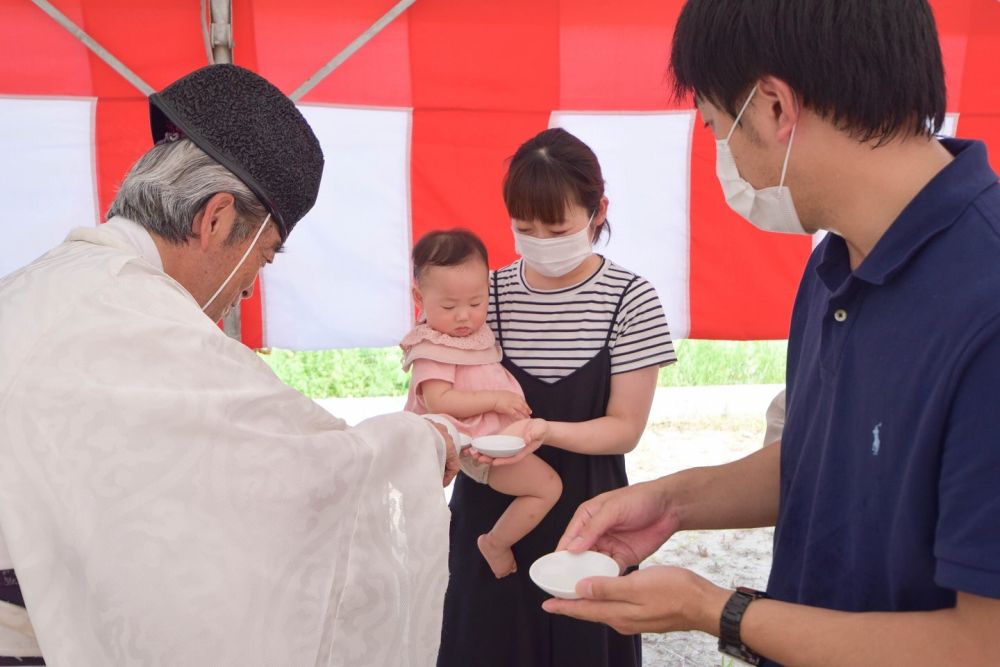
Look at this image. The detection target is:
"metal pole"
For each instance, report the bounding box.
[207,0,242,340]
[290,0,417,102]
[210,0,233,64]
[30,0,154,96]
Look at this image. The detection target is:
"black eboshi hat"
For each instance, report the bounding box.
[149,64,324,240]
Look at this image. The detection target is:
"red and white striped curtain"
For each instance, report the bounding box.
[2,0,997,350]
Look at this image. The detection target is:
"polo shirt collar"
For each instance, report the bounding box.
[847,139,998,286]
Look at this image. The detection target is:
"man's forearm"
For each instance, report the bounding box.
[730,593,995,666]
[665,442,781,532]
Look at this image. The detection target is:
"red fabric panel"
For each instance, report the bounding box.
[410,110,551,271]
[558,0,687,111]
[930,0,972,111]
[231,0,261,71]
[67,0,207,218]
[409,0,560,269]
[961,0,1000,114]
[409,0,559,111]
[939,34,969,113]
[62,0,207,96]
[957,1,1000,172]
[686,122,812,340]
[94,98,148,221]
[241,277,264,349]
[0,0,92,94]
[242,0,411,106]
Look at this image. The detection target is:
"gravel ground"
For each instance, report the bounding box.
[628,415,774,666]
[318,384,782,667]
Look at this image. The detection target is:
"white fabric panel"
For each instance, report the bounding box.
[262,106,412,350]
[939,112,960,138]
[0,96,96,279]
[550,111,694,339]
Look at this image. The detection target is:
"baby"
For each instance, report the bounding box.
[402,229,562,578]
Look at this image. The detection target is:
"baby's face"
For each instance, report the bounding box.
[416,259,489,337]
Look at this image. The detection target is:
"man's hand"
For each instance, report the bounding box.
[541,565,729,636]
[556,479,679,570]
[468,418,547,467]
[491,391,531,419]
[428,421,461,487]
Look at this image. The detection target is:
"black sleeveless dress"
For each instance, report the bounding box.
[436,274,641,667]
[0,570,44,665]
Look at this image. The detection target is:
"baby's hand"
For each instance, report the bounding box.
[492,391,531,419]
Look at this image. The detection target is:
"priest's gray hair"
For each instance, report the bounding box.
[107,138,268,245]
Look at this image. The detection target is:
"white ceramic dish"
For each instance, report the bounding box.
[529,550,620,599]
[470,434,525,458]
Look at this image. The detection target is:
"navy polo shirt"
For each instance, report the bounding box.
[768,139,1000,622]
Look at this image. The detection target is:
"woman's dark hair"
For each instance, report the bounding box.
[412,229,489,280]
[503,127,610,244]
[669,0,946,144]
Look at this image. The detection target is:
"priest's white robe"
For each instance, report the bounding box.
[0,218,451,665]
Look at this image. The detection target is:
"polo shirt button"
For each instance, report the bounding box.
[834,309,848,322]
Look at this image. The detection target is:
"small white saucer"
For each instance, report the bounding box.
[529,550,620,599]
[470,434,525,458]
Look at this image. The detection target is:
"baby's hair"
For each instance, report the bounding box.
[412,229,489,281]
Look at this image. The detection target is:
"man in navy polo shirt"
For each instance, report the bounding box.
[541,0,1000,664]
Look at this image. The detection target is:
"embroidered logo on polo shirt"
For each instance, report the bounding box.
[872,422,883,456]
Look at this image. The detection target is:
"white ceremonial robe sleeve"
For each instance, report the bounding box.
[0,236,451,666]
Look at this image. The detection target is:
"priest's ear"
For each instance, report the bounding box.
[191,192,237,251]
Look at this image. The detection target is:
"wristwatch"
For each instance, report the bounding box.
[718,586,768,665]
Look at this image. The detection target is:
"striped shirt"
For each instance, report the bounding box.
[488,258,677,383]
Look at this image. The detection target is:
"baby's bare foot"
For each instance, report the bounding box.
[478,533,517,579]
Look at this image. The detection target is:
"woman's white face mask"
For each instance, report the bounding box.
[715,87,810,235]
[512,210,596,277]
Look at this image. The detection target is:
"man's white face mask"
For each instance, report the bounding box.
[201,212,271,312]
[715,87,810,235]
[512,209,596,277]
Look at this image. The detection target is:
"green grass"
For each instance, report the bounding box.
[259,347,410,398]
[658,339,787,387]
[259,340,787,399]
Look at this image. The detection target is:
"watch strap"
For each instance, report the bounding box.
[718,586,768,665]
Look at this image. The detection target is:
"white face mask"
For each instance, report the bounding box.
[201,213,271,312]
[513,210,596,277]
[716,87,809,235]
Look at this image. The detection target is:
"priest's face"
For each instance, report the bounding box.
[206,218,283,323]
[414,259,489,338]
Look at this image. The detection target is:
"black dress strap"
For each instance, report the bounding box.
[605,276,638,346]
[492,270,504,347]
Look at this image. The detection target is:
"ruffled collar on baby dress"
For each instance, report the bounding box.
[400,323,502,371]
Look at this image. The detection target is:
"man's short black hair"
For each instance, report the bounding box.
[670,0,947,143]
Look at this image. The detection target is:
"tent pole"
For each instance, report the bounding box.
[210,0,234,65]
[290,0,417,102]
[209,0,243,341]
[29,0,154,96]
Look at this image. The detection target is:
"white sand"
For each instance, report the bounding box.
[318,384,782,666]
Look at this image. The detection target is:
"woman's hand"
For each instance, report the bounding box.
[555,479,680,570]
[468,418,547,466]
